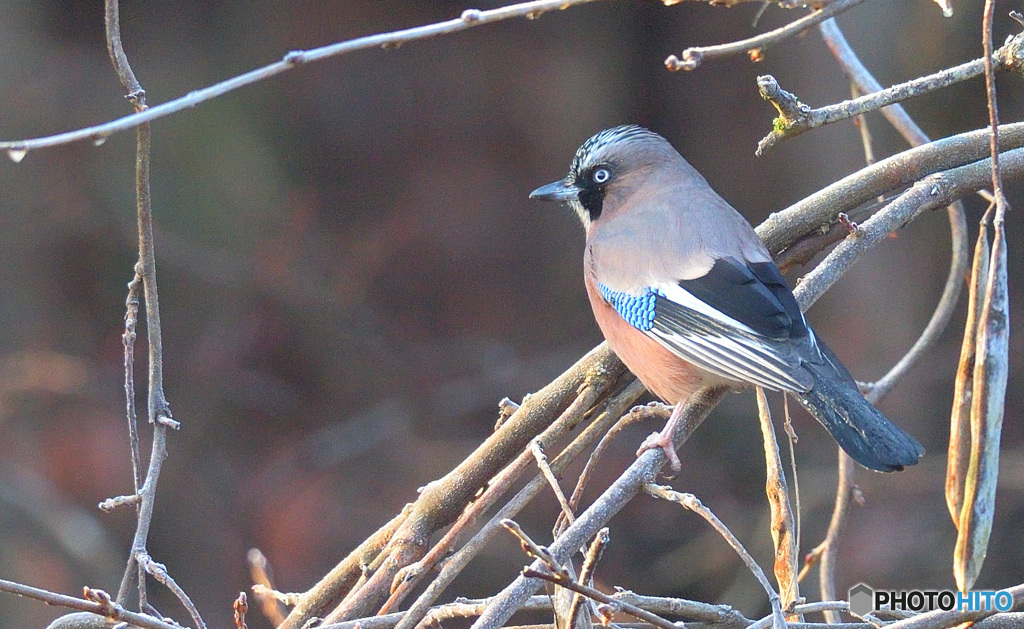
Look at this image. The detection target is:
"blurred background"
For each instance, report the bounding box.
[0,2,1021,628]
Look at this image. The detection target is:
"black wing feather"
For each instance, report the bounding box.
[677,257,806,340]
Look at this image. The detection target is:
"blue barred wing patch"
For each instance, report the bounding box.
[598,284,665,331]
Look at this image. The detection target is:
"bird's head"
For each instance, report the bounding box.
[530,125,676,229]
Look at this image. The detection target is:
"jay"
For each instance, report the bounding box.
[531,125,923,472]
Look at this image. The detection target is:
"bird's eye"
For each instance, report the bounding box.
[591,168,610,184]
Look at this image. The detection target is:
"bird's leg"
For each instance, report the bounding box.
[637,401,686,471]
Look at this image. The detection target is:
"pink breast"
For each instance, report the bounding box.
[584,276,710,405]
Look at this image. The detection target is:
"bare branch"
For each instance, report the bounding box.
[530,440,576,526]
[321,596,558,629]
[565,528,610,629]
[104,1,179,617]
[0,0,609,158]
[138,553,206,629]
[755,52,999,153]
[392,379,646,629]
[0,579,186,629]
[792,147,1024,312]
[610,592,750,626]
[379,376,619,616]
[122,268,144,502]
[470,387,728,629]
[505,522,678,629]
[756,123,1024,256]
[666,0,825,6]
[556,402,670,536]
[817,16,970,410]
[805,451,854,623]
[644,485,786,629]
[665,0,868,71]
[317,354,626,625]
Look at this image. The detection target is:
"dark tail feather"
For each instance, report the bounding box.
[793,341,924,472]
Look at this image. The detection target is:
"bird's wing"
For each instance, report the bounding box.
[598,256,814,392]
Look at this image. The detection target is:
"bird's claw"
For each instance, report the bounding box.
[638,431,682,472]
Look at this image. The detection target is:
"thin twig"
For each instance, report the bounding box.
[810,451,853,623]
[609,592,749,626]
[792,148,1024,312]
[283,506,409,629]
[503,520,557,565]
[105,0,180,617]
[0,579,187,629]
[668,0,823,5]
[565,528,609,629]
[755,56,988,154]
[819,18,970,404]
[795,68,877,620]
[138,553,207,629]
[810,21,970,599]
[524,568,680,629]
[0,0,608,158]
[851,83,877,169]
[664,0,868,71]
[746,602,852,629]
[305,346,625,627]
[110,266,143,597]
[380,380,612,615]
[505,520,679,629]
[470,387,728,629]
[392,379,646,629]
[97,493,141,512]
[983,0,1006,196]
[644,485,787,629]
[761,23,1024,153]
[556,402,670,536]
[122,268,144,501]
[531,440,576,526]
[320,596,561,629]
[321,604,1024,629]
[384,384,607,615]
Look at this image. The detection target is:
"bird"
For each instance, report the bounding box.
[530,125,924,473]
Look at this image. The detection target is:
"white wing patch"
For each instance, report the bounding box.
[657,284,761,336]
[646,283,813,392]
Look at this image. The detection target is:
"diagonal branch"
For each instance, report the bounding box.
[0,579,187,629]
[390,379,646,629]
[793,148,1024,312]
[0,0,608,157]
[757,123,1024,256]
[644,485,787,629]
[470,386,729,629]
[665,0,868,71]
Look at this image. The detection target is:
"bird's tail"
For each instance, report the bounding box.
[792,339,924,472]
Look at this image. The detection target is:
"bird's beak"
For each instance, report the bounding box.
[529,179,579,202]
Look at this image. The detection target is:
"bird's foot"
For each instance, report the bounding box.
[638,428,682,472]
[636,402,684,472]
